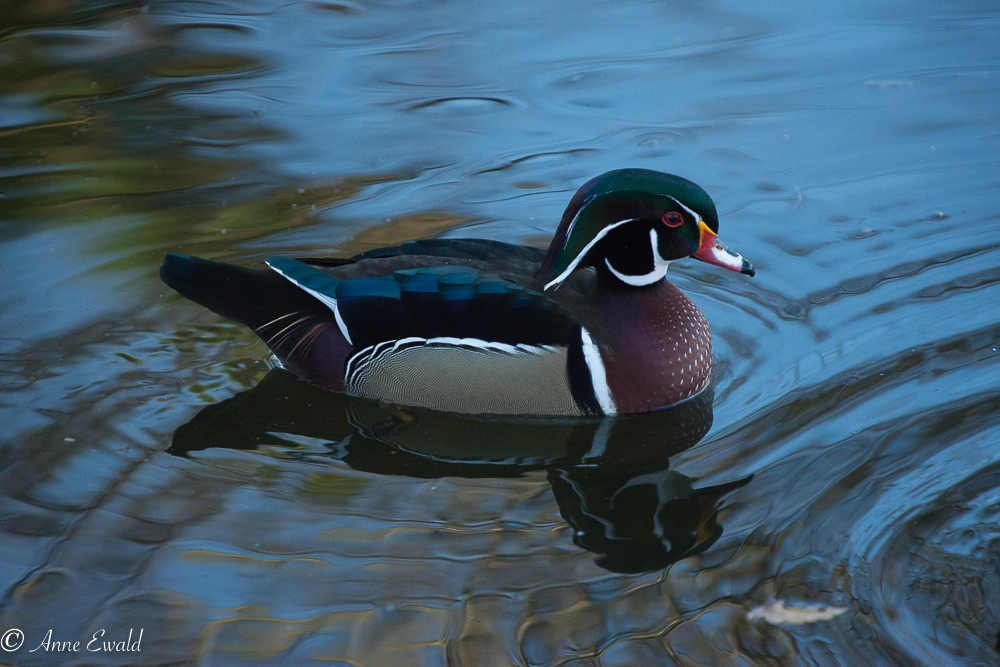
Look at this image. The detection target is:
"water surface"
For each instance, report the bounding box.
[2,1,999,665]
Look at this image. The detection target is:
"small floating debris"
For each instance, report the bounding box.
[747,599,848,625]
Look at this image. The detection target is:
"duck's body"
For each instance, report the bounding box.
[161,169,754,416]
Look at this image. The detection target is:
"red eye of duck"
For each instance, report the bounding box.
[662,211,684,227]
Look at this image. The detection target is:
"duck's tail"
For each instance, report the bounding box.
[160,253,350,389]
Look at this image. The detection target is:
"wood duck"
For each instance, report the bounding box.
[161,169,754,416]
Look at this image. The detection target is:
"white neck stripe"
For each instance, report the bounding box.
[666,196,700,224]
[603,228,672,286]
[543,218,637,291]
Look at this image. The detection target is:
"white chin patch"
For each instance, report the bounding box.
[604,228,672,286]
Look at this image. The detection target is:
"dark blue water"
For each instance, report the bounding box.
[2,1,999,665]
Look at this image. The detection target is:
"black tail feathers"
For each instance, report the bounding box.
[160,253,328,331]
[161,253,350,389]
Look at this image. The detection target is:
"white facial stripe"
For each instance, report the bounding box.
[604,228,672,286]
[267,260,354,345]
[666,195,700,224]
[581,327,615,415]
[543,219,637,291]
[559,203,587,254]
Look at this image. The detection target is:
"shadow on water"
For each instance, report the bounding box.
[169,371,750,574]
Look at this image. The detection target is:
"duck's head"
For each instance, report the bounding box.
[538,169,754,290]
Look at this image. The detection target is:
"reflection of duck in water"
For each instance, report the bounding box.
[162,169,753,417]
[170,370,750,573]
[549,463,748,574]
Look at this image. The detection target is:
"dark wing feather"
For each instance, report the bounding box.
[265,257,581,348]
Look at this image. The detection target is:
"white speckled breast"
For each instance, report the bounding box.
[595,280,712,413]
